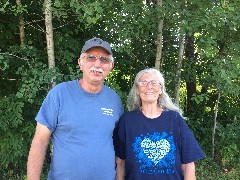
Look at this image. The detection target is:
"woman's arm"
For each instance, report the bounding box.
[116,157,125,180]
[182,162,196,180]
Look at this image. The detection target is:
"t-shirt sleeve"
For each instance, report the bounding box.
[113,116,126,160]
[35,89,59,133]
[177,113,205,164]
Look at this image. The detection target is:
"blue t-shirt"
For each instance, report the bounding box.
[114,109,205,180]
[36,80,124,180]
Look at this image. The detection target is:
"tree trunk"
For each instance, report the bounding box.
[185,34,196,114]
[212,39,225,159]
[16,0,25,45]
[44,0,56,89]
[212,92,220,159]
[155,0,163,70]
[174,32,185,106]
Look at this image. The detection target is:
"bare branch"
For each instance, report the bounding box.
[27,23,45,33]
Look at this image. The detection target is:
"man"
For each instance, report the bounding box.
[27,37,124,180]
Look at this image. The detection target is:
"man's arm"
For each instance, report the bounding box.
[182,162,196,180]
[27,122,51,180]
[116,157,125,180]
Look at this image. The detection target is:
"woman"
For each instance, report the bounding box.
[115,68,205,180]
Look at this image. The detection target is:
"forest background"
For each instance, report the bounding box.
[0,0,240,179]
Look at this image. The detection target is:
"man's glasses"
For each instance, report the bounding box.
[83,54,112,64]
[138,80,161,87]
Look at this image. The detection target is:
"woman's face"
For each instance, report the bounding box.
[137,72,162,105]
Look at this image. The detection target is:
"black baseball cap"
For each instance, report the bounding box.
[81,37,112,54]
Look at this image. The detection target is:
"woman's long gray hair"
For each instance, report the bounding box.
[127,68,182,114]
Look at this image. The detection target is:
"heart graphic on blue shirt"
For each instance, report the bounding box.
[141,138,170,165]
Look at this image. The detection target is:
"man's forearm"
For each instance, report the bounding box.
[27,139,48,180]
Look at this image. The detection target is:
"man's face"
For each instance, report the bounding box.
[78,47,114,85]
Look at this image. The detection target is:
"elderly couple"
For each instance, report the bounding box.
[27,38,204,180]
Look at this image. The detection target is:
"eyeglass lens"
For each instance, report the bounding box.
[138,80,160,86]
[86,54,111,64]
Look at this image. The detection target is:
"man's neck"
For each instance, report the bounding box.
[79,79,103,93]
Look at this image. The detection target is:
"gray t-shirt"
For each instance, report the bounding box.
[36,80,124,180]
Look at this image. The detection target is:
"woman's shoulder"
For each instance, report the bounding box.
[162,109,184,120]
[163,109,180,115]
[122,109,139,117]
[119,109,139,121]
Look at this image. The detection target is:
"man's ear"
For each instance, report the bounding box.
[78,58,83,70]
[78,58,82,65]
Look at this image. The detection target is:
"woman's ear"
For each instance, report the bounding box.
[136,88,139,95]
[110,63,114,70]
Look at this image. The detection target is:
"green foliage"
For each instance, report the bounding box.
[216,121,240,169]
[0,95,27,178]
[211,60,240,96]
[0,54,9,70]
[0,95,23,132]
[52,0,105,27]
[16,62,61,103]
[105,69,128,110]
[0,1,10,13]
[191,93,210,105]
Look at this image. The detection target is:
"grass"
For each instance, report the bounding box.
[196,157,240,180]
